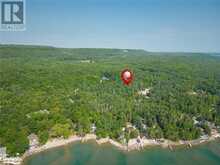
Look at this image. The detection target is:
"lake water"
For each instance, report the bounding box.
[23,140,220,165]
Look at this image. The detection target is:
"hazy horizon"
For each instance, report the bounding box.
[1,0,220,52]
[1,43,220,54]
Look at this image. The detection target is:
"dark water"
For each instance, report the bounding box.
[23,140,220,165]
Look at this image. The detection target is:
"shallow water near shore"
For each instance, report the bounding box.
[23,139,220,165]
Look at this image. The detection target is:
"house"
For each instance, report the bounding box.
[35,109,50,115]
[192,117,199,125]
[0,147,7,160]
[80,60,90,63]
[100,76,110,83]
[91,123,96,133]
[101,76,110,81]
[200,135,209,140]
[138,88,151,98]
[80,60,94,63]
[26,109,50,119]
[126,122,136,130]
[28,134,39,150]
[142,123,147,130]
[187,91,198,96]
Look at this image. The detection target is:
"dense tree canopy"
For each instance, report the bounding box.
[0,45,220,155]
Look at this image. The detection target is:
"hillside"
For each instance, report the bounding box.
[0,45,220,155]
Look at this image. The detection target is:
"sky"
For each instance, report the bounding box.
[0,0,220,52]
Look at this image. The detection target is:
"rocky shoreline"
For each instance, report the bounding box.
[1,132,219,165]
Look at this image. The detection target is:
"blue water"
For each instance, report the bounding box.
[23,140,220,165]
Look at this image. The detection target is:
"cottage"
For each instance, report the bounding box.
[142,123,147,130]
[34,109,50,115]
[80,60,90,63]
[192,117,199,125]
[0,147,6,160]
[138,88,151,98]
[28,134,39,150]
[100,76,110,83]
[200,135,209,140]
[91,123,97,133]
[187,91,198,96]
[126,122,136,130]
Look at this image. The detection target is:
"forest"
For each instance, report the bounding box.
[0,45,220,156]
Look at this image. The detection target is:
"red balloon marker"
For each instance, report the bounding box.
[121,69,134,85]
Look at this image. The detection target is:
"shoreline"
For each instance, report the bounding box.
[1,132,219,164]
[18,132,220,164]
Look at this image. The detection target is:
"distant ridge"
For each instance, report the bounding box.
[0,44,219,56]
[0,44,55,49]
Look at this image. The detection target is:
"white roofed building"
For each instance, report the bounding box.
[0,147,7,160]
[28,134,39,151]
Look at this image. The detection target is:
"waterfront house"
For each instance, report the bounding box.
[192,117,199,125]
[0,147,6,161]
[28,134,39,150]
[91,123,97,133]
